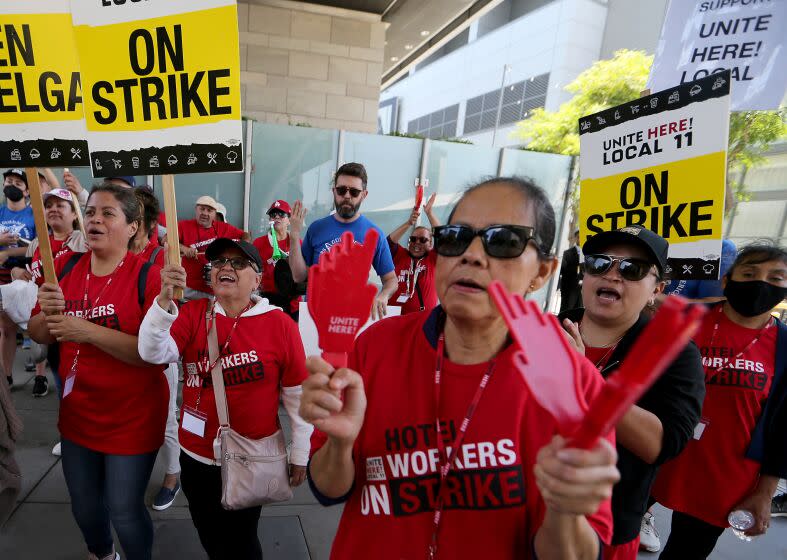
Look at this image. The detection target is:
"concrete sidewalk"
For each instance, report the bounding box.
[1,349,785,559]
[0,354,341,560]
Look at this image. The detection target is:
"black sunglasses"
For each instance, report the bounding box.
[432,224,541,259]
[334,186,363,198]
[584,254,656,281]
[409,235,430,244]
[210,257,258,272]
[268,210,288,219]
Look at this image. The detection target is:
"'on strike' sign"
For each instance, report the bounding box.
[579,72,731,281]
[70,0,243,176]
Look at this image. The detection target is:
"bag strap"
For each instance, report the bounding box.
[137,261,152,308]
[205,302,230,428]
[57,252,85,281]
[415,281,425,311]
[148,245,163,264]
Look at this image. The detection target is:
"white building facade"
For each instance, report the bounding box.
[379,0,611,148]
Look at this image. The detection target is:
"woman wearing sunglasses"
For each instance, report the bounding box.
[138,238,312,560]
[652,242,787,559]
[559,225,705,560]
[301,177,619,560]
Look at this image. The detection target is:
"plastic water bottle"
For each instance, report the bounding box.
[728,509,755,541]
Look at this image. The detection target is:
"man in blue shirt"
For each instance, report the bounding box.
[289,162,397,320]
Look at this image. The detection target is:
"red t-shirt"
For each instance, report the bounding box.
[178,219,244,294]
[137,240,165,266]
[252,233,301,314]
[652,306,777,527]
[31,237,73,286]
[169,298,308,460]
[31,251,168,454]
[387,240,438,315]
[328,311,614,559]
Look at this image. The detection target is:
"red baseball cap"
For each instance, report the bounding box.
[267,200,292,215]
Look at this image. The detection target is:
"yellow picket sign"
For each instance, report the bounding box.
[581,151,726,246]
[0,13,83,125]
[73,5,241,133]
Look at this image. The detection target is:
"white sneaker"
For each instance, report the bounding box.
[52,442,61,456]
[639,511,660,552]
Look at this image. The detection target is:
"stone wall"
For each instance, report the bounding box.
[238,0,385,133]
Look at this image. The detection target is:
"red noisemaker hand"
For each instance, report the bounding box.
[414,183,424,212]
[307,230,379,369]
[488,281,706,448]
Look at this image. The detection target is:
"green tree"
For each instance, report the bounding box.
[514,49,787,199]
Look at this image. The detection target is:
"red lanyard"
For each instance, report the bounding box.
[195,300,253,410]
[68,258,125,377]
[429,333,496,560]
[205,300,254,373]
[707,306,773,374]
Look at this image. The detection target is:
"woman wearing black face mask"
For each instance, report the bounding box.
[652,242,787,559]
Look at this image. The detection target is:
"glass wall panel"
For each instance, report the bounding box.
[249,123,339,239]
[155,170,245,229]
[500,148,572,212]
[424,140,500,224]
[342,131,423,237]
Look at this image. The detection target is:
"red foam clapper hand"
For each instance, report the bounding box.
[568,295,706,449]
[414,183,424,212]
[489,281,588,429]
[307,230,379,369]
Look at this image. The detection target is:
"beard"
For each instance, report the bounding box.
[335,199,361,219]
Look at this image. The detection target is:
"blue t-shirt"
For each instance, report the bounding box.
[302,214,395,277]
[664,238,736,299]
[0,205,36,269]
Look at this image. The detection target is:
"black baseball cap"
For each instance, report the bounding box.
[205,238,263,272]
[583,226,669,274]
[3,168,27,185]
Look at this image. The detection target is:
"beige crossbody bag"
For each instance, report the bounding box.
[206,304,293,510]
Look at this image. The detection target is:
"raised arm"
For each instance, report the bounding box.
[138,264,187,365]
[300,356,365,500]
[423,193,441,228]
[388,208,419,245]
[288,201,309,283]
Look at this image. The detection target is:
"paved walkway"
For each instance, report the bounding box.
[0,349,784,559]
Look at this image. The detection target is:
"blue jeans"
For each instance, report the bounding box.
[61,439,158,560]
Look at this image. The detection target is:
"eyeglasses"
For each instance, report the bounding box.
[268,211,288,219]
[432,224,541,259]
[334,186,363,198]
[210,257,258,272]
[409,235,430,244]
[584,254,656,281]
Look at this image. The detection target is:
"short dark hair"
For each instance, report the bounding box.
[88,183,142,248]
[726,240,787,278]
[334,162,368,190]
[447,176,557,260]
[134,188,160,236]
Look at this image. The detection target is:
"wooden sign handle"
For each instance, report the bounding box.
[161,174,183,300]
[26,168,57,286]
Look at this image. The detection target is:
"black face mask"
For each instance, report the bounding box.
[724,279,786,317]
[3,185,24,202]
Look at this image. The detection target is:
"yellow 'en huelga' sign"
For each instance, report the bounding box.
[579,71,731,281]
[0,1,88,167]
[70,0,243,176]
